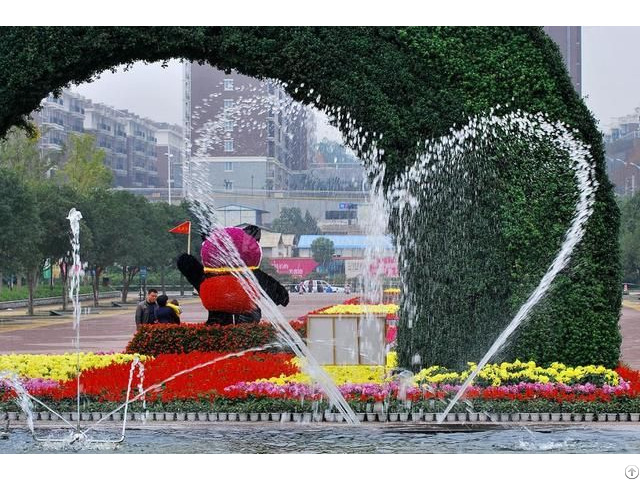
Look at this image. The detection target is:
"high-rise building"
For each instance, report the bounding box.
[33,90,85,157]
[187,63,313,194]
[32,89,183,196]
[543,26,582,94]
[604,109,640,196]
[82,101,155,188]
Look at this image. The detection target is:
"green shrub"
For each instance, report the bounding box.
[125,322,306,356]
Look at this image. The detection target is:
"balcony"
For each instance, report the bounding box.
[42,121,64,131]
[40,142,63,152]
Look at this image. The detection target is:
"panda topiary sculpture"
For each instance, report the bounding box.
[177,225,289,326]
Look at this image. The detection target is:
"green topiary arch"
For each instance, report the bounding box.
[0,27,621,368]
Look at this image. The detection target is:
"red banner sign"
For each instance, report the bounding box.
[269,258,319,277]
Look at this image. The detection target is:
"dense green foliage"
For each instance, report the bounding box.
[57,133,112,194]
[270,207,319,234]
[618,194,640,284]
[311,237,335,266]
[0,27,620,367]
[125,322,305,356]
[0,168,202,308]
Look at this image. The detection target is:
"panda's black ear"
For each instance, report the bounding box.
[243,224,261,241]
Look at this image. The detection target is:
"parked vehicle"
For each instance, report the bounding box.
[298,279,345,293]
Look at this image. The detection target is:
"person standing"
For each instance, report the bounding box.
[135,288,159,330]
[167,298,182,318]
[155,294,181,325]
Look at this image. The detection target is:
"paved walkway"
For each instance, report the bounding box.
[2,293,640,369]
[0,292,351,354]
[621,299,640,369]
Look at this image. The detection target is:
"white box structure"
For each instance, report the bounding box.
[306,314,386,365]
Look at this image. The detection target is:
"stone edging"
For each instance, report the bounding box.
[2,411,640,423]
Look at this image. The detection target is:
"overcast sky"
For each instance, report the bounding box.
[72,27,640,133]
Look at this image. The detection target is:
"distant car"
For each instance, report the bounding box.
[323,283,345,293]
[298,280,345,293]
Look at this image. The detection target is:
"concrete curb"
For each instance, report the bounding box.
[3,411,640,423]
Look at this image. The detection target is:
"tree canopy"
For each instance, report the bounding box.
[57,133,112,194]
[271,207,319,235]
[311,237,335,266]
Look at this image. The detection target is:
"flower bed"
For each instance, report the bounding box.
[413,360,620,388]
[0,353,147,381]
[3,349,639,417]
[316,304,399,316]
[1,352,297,403]
[125,321,306,356]
[2,300,640,418]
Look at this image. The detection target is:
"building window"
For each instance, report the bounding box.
[224,99,234,110]
[224,161,233,172]
[224,139,234,152]
[224,180,233,191]
[224,79,234,91]
[224,119,234,132]
[267,141,275,157]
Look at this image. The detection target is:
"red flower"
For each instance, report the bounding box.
[47,352,297,403]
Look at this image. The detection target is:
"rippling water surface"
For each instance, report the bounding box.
[2,424,640,453]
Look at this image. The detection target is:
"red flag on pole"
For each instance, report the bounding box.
[169,221,191,235]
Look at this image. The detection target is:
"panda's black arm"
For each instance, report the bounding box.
[177,253,205,291]
[253,270,290,306]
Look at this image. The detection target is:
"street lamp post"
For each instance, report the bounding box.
[165,151,174,205]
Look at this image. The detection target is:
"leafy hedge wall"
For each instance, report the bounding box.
[0,27,621,368]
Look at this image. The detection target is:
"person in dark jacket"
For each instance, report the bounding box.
[155,294,181,324]
[134,288,158,330]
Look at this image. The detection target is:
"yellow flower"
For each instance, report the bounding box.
[257,357,388,385]
[386,351,398,369]
[317,304,399,315]
[0,353,149,381]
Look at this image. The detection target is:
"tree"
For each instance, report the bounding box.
[271,207,319,234]
[110,192,150,303]
[311,237,335,268]
[619,194,640,284]
[0,169,42,313]
[80,190,135,306]
[0,128,51,297]
[32,183,85,311]
[0,127,56,184]
[143,201,192,297]
[57,133,112,194]
[0,128,75,310]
